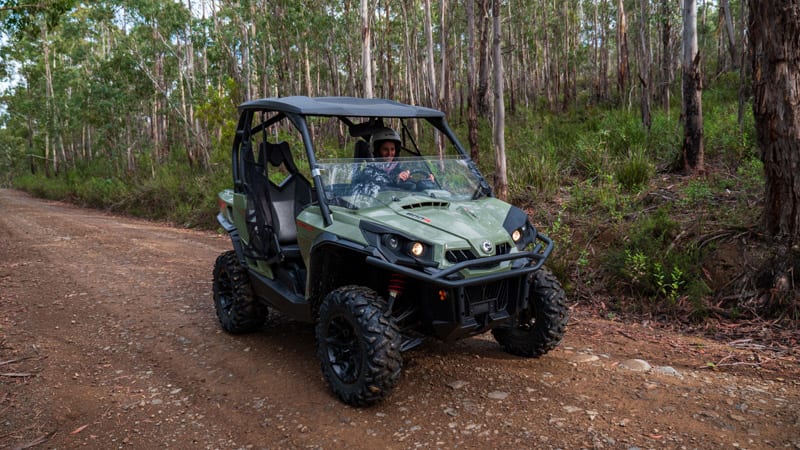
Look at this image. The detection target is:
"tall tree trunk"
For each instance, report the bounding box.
[361,0,373,98]
[41,21,56,175]
[477,0,492,115]
[439,0,449,112]
[385,1,394,99]
[400,0,417,105]
[599,0,610,101]
[750,0,800,243]
[616,0,629,103]
[681,0,704,174]
[737,0,749,130]
[720,0,738,69]
[492,0,507,201]
[542,2,553,108]
[304,41,313,97]
[660,0,672,113]
[638,0,652,129]
[592,0,600,100]
[466,0,480,163]
[423,0,437,107]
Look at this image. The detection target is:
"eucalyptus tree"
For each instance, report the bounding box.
[681,0,704,174]
[637,0,651,129]
[361,0,373,98]
[466,0,480,162]
[616,0,629,102]
[491,0,507,201]
[750,0,800,245]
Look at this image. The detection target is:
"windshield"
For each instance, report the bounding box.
[317,156,483,210]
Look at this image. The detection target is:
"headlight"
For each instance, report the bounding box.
[361,221,435,267]
[385,235,401,250]
[510,223,536,250]
[382,234,428,259]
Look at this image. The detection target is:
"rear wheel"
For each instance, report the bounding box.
[212,250,267,333]
[316,286,402,406]
[492,267,568,357]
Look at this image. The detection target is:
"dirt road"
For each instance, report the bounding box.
[0,188,797,449]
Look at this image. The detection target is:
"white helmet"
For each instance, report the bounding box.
[370,128,401,155]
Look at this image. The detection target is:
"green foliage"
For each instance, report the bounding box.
[614,147,654,192]
[735,156,764,192]
[703,82,758,166]
[568,175,631,221]
[606,206,709,313]
[542,211,573,282]
[681,180,713,205]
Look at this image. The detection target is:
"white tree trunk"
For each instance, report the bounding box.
[492,0,507,201]
[361,0,373,98]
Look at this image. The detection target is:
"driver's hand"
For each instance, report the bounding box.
[398,170,410,181]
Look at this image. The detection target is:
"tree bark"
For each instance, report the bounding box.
[361,0,373,98]
[492,0,507,201]
[617,0,629,103]
[477,0,492,116]
[638,0,652,129]
[423,0,437,107]
[439,0,449,112]
[720,0,738,69]
[660,0,672,113]
[682,0,704,174]
[466,0,480,163]
[750,0,800,243]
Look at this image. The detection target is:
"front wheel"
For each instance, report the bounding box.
[212,250,267,333]
[492,267,569,357]
[316,286,402,406]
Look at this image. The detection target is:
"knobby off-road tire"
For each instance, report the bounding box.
[316,286,402,407]
[492,267,569,357]
[212,250,267,334]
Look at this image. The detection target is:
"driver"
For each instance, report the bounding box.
[371,127,434,186]
[371,127,411,184]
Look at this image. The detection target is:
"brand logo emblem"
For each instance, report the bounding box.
[481,240,494,254]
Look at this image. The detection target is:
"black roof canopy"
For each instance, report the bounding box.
[238,96,445,119]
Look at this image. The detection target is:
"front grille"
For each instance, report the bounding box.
[446,249,476,264]
[446,241,512,269]
[495,242,511,255]
[462,279,510,315]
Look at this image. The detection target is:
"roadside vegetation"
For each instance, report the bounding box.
[9,79,788,333]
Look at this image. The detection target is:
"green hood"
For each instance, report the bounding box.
[355,195,515,257]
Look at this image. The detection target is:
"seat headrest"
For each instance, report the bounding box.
[353,140,372,159]
[263,141,298,173]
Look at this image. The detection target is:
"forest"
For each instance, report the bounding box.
[0,0,798,333]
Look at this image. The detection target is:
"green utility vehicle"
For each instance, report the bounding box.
[213,96,568,406]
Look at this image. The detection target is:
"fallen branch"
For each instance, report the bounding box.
[617,330,638,341]
[0,356,36,367]
[11,431,56,450]
[0,372,35,378]
[716,360,766,368]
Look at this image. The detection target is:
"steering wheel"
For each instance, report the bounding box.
[408,169,438,191]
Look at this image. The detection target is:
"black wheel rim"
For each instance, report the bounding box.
[324,315,361,384]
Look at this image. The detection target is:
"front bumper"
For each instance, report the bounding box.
[367,233,554,341]
[365,232,553,288]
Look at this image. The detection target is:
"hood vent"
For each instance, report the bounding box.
[401,201,449,210]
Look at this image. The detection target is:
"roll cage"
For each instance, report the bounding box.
[231,96,492,228]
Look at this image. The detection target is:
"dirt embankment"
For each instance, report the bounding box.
[0,188,798,449]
